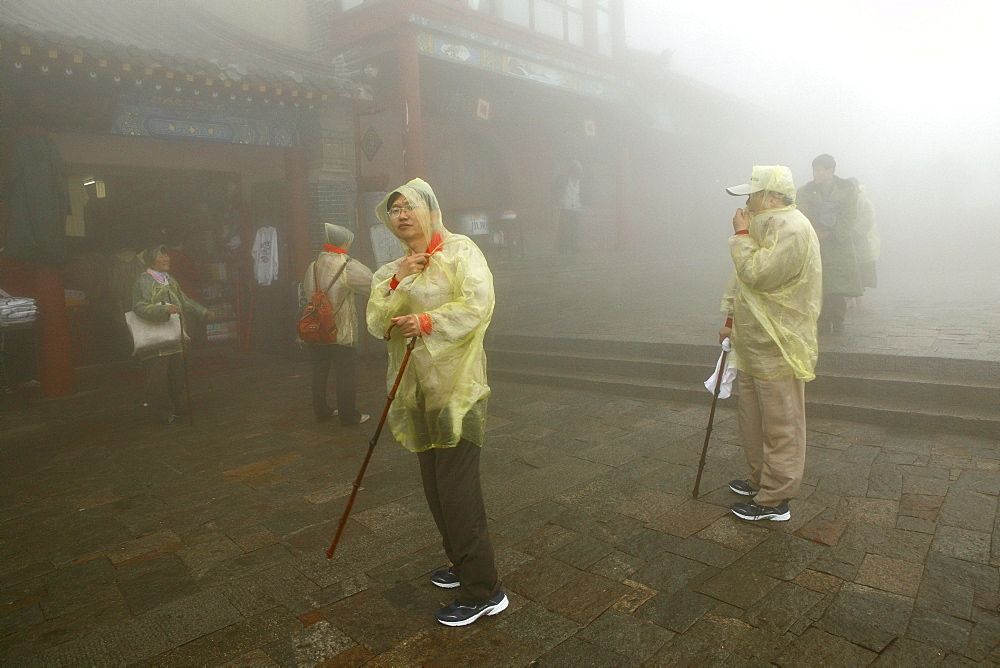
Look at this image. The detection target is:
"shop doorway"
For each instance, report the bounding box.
[59,166,250,366]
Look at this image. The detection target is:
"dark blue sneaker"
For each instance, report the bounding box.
[728,479,757,496]
[430,567,460,589]
[731,499,790,521]
[435,586,508,627]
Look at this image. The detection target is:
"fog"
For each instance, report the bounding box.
[624,0,1000,286]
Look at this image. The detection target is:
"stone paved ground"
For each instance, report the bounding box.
[2,349,998,666]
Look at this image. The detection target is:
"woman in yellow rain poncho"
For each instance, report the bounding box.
[367,178,506,626]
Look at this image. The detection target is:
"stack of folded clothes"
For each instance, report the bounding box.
[0,297,38,324]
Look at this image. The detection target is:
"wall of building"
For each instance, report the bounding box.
[51,132,286,187]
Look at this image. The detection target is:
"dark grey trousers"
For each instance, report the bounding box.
[417,440,500,605]
[145,353,184,419]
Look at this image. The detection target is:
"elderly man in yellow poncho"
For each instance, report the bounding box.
[367,178,505,627]
[718,166,822,522]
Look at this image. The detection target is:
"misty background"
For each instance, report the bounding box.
[624,0,999,284]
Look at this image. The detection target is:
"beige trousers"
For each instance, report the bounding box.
[737,372,807,506]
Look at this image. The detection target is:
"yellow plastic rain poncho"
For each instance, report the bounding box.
[721,166,823,381]
[367,179,495,452]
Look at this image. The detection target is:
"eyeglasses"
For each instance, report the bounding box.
[389,204,419,218]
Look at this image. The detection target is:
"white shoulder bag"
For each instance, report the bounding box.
[125,311,187,355]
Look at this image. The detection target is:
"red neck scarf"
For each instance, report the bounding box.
[426,232,445,254]
[323,244,347,254]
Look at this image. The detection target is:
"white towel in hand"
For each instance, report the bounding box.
[704,337,736,399]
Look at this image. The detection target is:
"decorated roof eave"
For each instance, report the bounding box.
[0,21,373,105]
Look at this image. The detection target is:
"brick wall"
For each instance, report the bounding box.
[306,105,357,257]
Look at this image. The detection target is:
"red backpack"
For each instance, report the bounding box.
[297,260,348,344]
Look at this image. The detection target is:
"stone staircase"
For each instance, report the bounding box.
[486,333,1000,438]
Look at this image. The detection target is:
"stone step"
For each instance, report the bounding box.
[488,332,1000,386]
[486,335,1000,438]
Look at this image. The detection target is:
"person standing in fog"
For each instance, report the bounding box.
[849,177,880,303]
[367,178,506,627]
[796,154,861,335]
[131,245,214,424]
[719,166,822,522]
[303,224,373,426]
[555,160,584,254]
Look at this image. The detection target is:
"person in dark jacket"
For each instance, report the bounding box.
[796,154,862,335]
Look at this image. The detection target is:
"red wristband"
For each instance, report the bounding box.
[725,317,733,328]
[417,313,432,335]
[735,229,750,235]
[389,275,400,290]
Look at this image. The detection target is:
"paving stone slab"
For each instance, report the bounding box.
[854,553,924,598]
[534,636,630,667]
[492,599,580,653]
[816,582,913,652]
[966,608,1000,661]
[585,549,644,582]
[116,554,202,616]
[732,532,824,581]
[937,490,998,533]
[364,626,480,666]
[260,619,356,665]
[426,624,541,666]
[616,527,683,561]
[741,581,826,635]
[541,570,633,625]
[549,535,614,570]
[923,552,1000,592]
[686,611,790,662]
[793,569,845,596]
[906,607,972,655]
[630,552,716,598]
[644,633,734,666]
[144,605,302,667]
[638,588,716,634]
[696,515,772,551]
[870,636,947,666]
[647,499,729,538]
[505,557,580,601]
[576,608,674,662]
[773,627,878,667]
[794,517,848,546]
[319,589,430,655]
[695,569,781,610]
[930,525,993,564]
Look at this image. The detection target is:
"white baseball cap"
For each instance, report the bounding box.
[726,165,796,198]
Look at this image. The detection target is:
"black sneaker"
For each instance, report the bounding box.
[731,499,790,521]
[728,479,757,496]
[430,567,460,589]
[435,586,508,627]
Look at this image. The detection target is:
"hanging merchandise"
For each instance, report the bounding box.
[3,132,70,265]
[251,226,279,286]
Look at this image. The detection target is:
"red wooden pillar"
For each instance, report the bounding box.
[285,147,312,281]
[398,31,425,179]
[32,265,74,397]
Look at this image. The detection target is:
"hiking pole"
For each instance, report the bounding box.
[178,311,194,426]
[692,344,729,499]
[326,324,417,559]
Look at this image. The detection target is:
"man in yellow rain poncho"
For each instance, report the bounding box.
[718,166,822,522]
[367,178,505,627]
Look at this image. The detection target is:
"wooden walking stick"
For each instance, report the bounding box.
[326,324,417,559]
[692,345,729,499]
[178,311,194,426]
